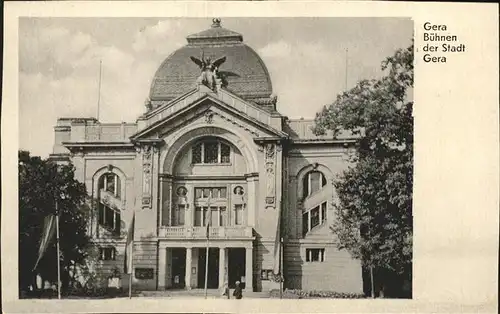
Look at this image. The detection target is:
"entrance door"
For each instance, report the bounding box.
[228,248,246,289]
[171,248,186,288]
[197,248,219,288]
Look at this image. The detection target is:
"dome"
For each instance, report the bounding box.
[149,19,273,106]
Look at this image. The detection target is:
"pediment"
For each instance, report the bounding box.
[130,89,287,142]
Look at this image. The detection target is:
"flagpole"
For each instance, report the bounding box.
[204,196,211,299]
[345,47,349,90]
[279,237,283,299]
[97,59,102,121]
[204,233,209,298]
[55,200,61,299]
[129,241,133,299]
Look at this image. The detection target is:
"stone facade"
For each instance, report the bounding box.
[49,20,363,293]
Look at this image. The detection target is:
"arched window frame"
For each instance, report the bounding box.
[92,166,127,236]
[92,165,127,205]
[190,137,232,165]
[296,164,335,237]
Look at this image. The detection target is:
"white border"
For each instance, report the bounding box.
[2,1,499,313]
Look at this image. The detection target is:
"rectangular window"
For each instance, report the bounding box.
[192,143,202,163]
[221,143,230,163]
[219,206,226,226]
[202,206,208,226]
[310,172,321,194]
[115,175,121,198]
[104,206,114,229]
[195,188,203,199]
[302,212,309,236]
[99,247,116,261]
[235,204,244,225]
[306,248,325,262]
[204,142,218,164]
[210,206,218,226]
[173,205,185,226]
[105,174,115,194]
[310,206,320,229]
[98,203,105,225]
[195,207,203,226]
[321,202,327,222]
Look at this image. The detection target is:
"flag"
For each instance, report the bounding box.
[124,213,135,274]
[206,193,212,239]
[33,214,57,271]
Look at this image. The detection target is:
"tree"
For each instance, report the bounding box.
[19,150,91,295]
[313,43,413,297]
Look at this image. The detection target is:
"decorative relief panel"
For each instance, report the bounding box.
[141,145,153,208]
[265,143,276,208]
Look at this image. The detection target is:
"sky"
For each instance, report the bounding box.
[19,17,413,157]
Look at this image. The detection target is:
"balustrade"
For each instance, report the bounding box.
[158,226,252,239]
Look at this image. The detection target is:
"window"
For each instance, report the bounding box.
[219,206,227,226]
[302,201,328,236]
[194,187,227,199]
[321,202,327,223]
[192,143,202,163]
[99,247,116,261]
[311,206,320,229]
[98,203,121,235]
[194,206,227,227]
[98,173,121,198]
[194,186,229,227]
[172,205,186,226]
[204,142,219,163]
[306,248,325,262]
[191,139,231,164]
[303,171,327,198]
[235,204,244,225]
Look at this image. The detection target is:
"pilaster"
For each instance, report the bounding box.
[185,247,192,290]
[218,247,226,289]
[245,247,253,291]
[158,246,167,290]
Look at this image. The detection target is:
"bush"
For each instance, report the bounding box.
[270,289,366,299]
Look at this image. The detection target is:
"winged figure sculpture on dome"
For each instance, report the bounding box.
[190,51,227,91]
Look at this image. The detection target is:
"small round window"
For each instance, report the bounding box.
[233,186,245,195]
[176,187,187,197]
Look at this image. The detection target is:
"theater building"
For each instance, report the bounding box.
[49,19,363,293]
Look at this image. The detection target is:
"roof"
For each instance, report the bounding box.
[149,19,273,104]
[285,119,356,142]
[186,18,243,44]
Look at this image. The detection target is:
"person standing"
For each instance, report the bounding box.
[233,281,242,299]
[221,281,230,299]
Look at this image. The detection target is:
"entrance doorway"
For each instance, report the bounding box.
[228,248,246,289]
[197,248,219,289]
[171,248,186,288]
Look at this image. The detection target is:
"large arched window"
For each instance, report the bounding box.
[191,137,231,164]
[303,171,327,198]
[97,172,121,235]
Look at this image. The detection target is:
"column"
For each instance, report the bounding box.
[218,247,226,289]
[185,247,192,290]
[158,246,167,290]
[245,247,253,291]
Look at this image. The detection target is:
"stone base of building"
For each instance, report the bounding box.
[89,239,363,294]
